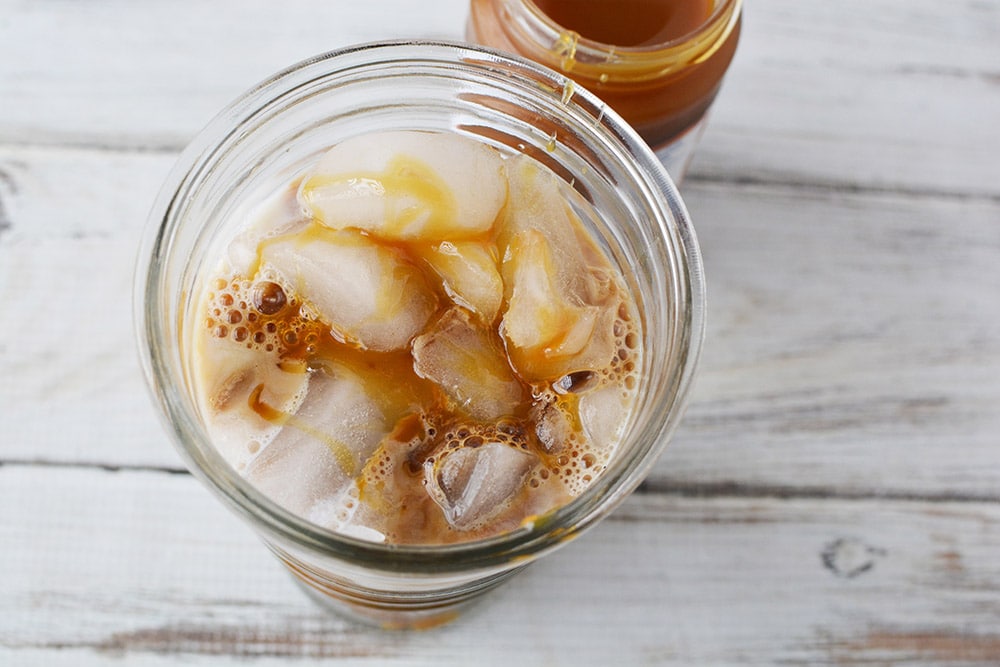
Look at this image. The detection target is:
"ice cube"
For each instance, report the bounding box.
[497,156,621,380]
[260,226,437,351]
[531,397,573,454]
[298,130,507,241]
[244,365,391,529]
[412,308,524,421]
[424,441,536,530]
[578,383,629,446]
[196,334,308,470]
[225,179,310,276]
[416,240,503,323]
[502,229,598,355]
[497,155,614,293]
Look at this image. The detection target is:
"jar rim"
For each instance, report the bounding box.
[136,40,705,575]
[508,0,743,80]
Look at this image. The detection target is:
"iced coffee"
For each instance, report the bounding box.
[189,130,641,545]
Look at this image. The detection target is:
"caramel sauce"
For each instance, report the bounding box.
[194,137,642,544]
[467,0,742,147]
[249,382,358,474]
[203,222,631,542]
[534,0,713,47]
[300,154,459,239]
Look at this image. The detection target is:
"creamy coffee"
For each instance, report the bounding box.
[188,130,641,545]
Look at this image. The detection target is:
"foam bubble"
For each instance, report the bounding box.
[192,133,646,544]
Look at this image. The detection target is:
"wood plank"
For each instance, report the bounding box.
[1,1,998,194]
[661,180,1000,498]
[2,146,999,497]
[0,146,181,468]
[3,3,997,666]
[2,465,999,665]
[690,0,1000,194]
[0,0,468,150]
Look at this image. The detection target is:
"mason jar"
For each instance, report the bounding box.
[467,0,743,181]
[135,40,705,629]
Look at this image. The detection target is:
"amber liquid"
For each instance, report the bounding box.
[192,150,642,546]
[468,0,741,147]
[532,0,713,47]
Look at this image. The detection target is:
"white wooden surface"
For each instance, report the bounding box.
[2,0,999,664]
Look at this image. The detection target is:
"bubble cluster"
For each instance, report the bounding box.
[548,439,604,495]
[606,296,641,392]
[328,483,362,530]
[357,412,435,495]
[516,292,640,496]
[437,419,528,453]
[526,388,603,495]
[202,272,324,359]
[302,482,362,534]
[360,416,528,486]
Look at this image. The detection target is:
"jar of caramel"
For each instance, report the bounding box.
[467,0,742,180]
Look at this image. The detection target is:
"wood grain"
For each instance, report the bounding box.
[690,0,1000,194]
[2,0,999,663]
[2,0,997,195]
[2,465,999,665]
[2,147,997,497]
[0,147,179,469]
[0,0,469,150]
[666,180,1000,497]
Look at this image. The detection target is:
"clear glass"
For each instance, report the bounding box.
[135,40,705,629]
[467,0,743,182]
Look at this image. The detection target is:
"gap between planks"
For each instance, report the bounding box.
[1,140,998,205]
[2,458,998,506]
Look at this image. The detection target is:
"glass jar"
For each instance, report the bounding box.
[467,0,743,181]
[135,40,705,629]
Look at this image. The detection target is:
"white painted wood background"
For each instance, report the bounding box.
[1,0,999,664]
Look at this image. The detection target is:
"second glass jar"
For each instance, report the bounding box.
[467,0,743,180]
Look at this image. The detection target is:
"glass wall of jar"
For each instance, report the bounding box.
[468,0,742,180]
[136,41,705,629]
